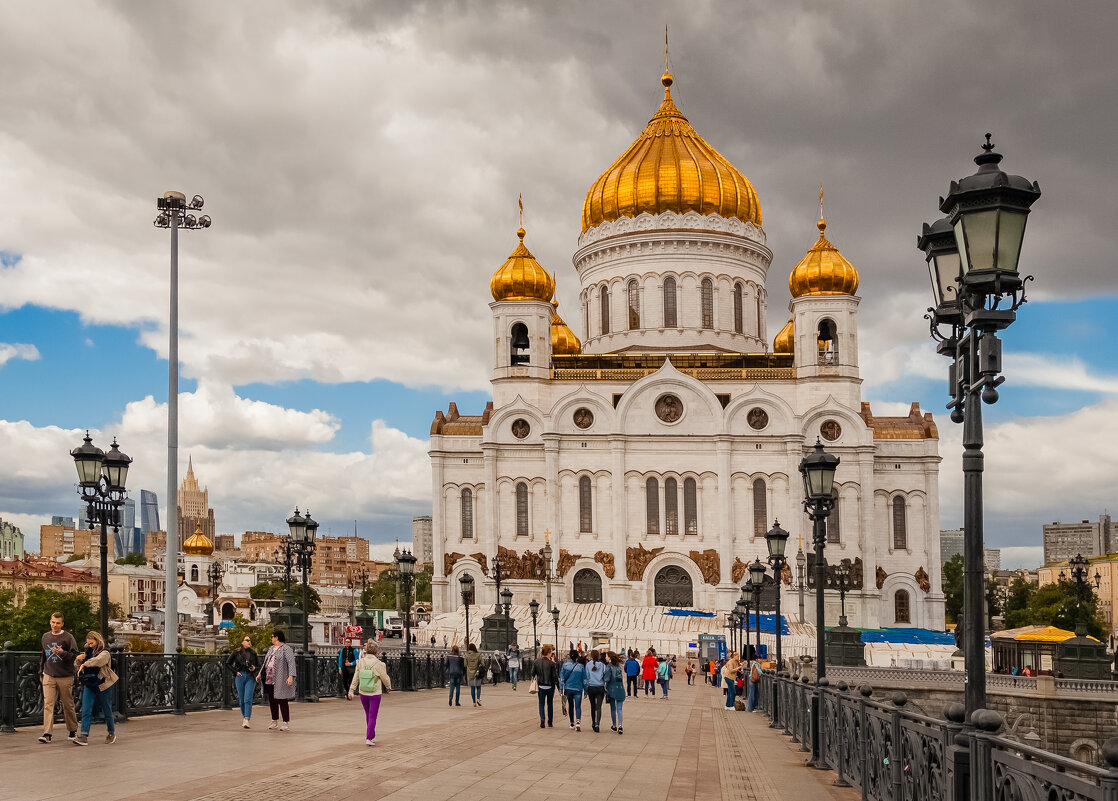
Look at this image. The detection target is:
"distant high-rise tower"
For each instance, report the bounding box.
[140,490,160,534]
[177,457,216,548]
[412,516,433,566]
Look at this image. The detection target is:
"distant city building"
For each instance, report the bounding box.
[39,523,115,563]
[311,535,371,587]
[1043,515,1113,565]
[139,489,160,534]
[984,548,1002,572]
[240,531,286,562]
[108,498,146,558]
[990,568,1038,591]
[412,516,433,566]
[213,534,237,552]
[0,517,25,560]
[66,559,167,615]
[51,516,75,528]
[940,528,964,564]
[143,529,168,563]
[0,557,98,607]
[177,458,216,547]
[1038,556,1116,634]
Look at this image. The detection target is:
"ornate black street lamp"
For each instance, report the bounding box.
[154,191,211,656]
[72,433,132,641]
[286,507,318,658]
[501,586,513,650]
[541,535,553,614]
[207,562,224,627]
[551,606,560,652]
[529,598,540,660]
[728,610,739,655]
[733,601,746,655]
[766,520,790,672]
[459,573,475,648]
[918,134,1040,723]
[799,437,839,768]
[749,559,766,660]
[398,549,418,690]
[740,582,754,658]
[1062,553,1101,637]
[832,561,852,627]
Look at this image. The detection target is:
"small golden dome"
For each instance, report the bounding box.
[773,318,794,354]
[788,219,860,298]
[582,72,761,231]
[490,227,555,302]
[183,525,214,556]
[551,300,581,355]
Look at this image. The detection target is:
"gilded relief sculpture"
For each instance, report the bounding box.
[689,549,721,586]
[731,557,747,584]
[594,551,616,579]
[444,552,465,576]
[915,566,931,593]
[555,549,580,578]
[876,566,888,590]
[626,544,665,581]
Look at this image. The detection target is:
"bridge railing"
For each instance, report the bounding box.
[759,673,1118,801]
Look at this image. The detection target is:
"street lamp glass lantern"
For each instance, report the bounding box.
[459,573,474,600]
[501,587,512,607]
[71,433,105,488]
[529,598,539,615]
[740,584,751,604]
[398,550,417,576]
[918,217,963,313]
[287,508,307,543]
[550,606,559,624]
[799,439,839,500]
[304,512,319,544]
[749,558,766,587]
[765,520,790,559]
[101,439,132,492]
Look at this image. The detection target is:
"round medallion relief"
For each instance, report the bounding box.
[573,408,594,429]
[655,394,683,423]
[747,407,769,431]
[511,419,531,439]
[820,419,842,441]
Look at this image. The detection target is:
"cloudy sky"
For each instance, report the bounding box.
[1,1,1116,567]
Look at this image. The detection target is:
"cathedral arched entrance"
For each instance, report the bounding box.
[654,565,693,607]
[221,602,236,621]
[573,568,603,604]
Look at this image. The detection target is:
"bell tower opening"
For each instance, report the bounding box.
[510,323,530,365]
[817,318,837,365]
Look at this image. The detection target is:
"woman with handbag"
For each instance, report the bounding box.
[559,651,587,731]
[721,652,741,710]
[464,643,484,707]
[259,630,296,731]
[227,634,260,728]
[72,630,117,746]
[604,651,626,735]
[532,644,558,728]
[347,639,392,745]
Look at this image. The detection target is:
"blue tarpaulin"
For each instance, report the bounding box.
[856,627,955,645]
[739,613,789,635]
[663,609,716,617]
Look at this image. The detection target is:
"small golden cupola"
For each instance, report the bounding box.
[582,70,761,231]
[789,217,860,298]
[182,524,214,556]
[490,227,555,302]
[773,318,794,354]
[551,300,581,355]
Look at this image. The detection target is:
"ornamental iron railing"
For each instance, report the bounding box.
[758,673,1118,801]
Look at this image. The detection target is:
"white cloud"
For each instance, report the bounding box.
[1008,353,1118,395]
[999,547,1044,571]
[0,342,39,367]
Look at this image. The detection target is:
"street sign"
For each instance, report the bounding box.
[346,625,363,636]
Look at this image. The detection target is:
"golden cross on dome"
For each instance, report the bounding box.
[665,25,669,72]
[518,193,523,228]
[819,184,825,221]
[796,532,804,552]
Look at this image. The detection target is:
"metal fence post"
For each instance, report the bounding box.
[173,649,186,715]
[1099,737,1118,801]
[858,684,873,801]
[110,645,128,722]
[0,642,16,733]
[970,708,1003,801]
[889,692,908,800]
[943,701,968,801]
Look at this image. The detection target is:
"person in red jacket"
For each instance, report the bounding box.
[641,648,659,696]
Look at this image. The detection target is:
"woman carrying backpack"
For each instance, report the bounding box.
[559,650,587,731]
[603,651,626,735]
[347,639,392,745]
[464,643,484,707]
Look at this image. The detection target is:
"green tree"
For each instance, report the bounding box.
[415,564,433,603]
[65,553,86,563]
[250,580,320,613]
[1003,576,1036,629]
[362,569,398,610]
[986,576,1001,627]
[224,614,274,652]
[1007,580,1107,639]
[942,554,964,624]
[0,587,102,650]
[115,552,147,566]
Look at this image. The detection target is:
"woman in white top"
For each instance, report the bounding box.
[348,639,393,745]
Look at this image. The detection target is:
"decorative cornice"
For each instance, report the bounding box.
[578,211,766,249]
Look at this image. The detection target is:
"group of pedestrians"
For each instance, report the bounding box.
[529,646,628,734]
[622,648,673,698]
[37,612,118,747]
[717,650,764,711]
[226,629,299,730]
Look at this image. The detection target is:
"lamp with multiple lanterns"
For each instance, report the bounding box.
[397,549,418,690]
[459,573,475,647]
[285,507,319,657]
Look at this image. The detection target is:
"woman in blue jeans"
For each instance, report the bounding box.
[73,631,116,745]
[559,651,587,731]
[227,635,260,728]
[446,645,466,706]
[722,653,741,709]
[533,645,558,727]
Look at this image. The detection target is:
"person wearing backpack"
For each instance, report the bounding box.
[604,651,627,735]
[559,650,587,731]
[656,656,672,699]
[747,658,763,712]
[347,639,392,745]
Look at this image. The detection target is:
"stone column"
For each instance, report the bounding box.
[610,438,627,601]
[484,443,499,611]
[544,437,560,550]
[431,450,447,613]
[716,437,733,588]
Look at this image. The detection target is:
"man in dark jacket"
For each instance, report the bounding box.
[338,639,359,698]
[624,653,641,697]
[38,612,79,743]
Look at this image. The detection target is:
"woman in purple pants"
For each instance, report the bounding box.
[347,640,393,745]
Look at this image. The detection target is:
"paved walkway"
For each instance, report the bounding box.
[0,681,859,801]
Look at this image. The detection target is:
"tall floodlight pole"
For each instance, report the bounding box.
[154,192,210,655]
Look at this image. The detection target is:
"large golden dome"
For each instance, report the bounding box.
[773,318,794,354]
[551,300,581,355]
[789,218,859,298]
[582,71,761,231]
[490,227,555,302]
[183,525,214,556]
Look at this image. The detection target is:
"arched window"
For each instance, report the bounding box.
[701,278,714,329]
[654,565,693,607]
[895,589,910,624]
[460,488,474,539]
[646,477,660,535]
[573,568,603,603]
[733,284,743,334]
[684,478,698,535]
[818,319,838,365]
[756,291,763,338]
[579,476,593,533]
[753,478,767,537]
[516,482,529,538]
[892,496,907,550]
[600,286,610,335]
[628,279,640,330]
[510,323,530,365]
[665,477,678,535]
[663,277,677,328]
[828,489,840,544]
[190,565,199,583]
